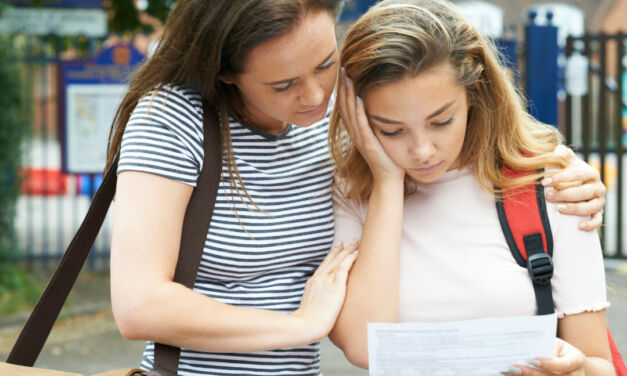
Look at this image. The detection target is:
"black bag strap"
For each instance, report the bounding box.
[7,156,119,366]
[495,167,555,315]
[7,100,222,376]
[152,104,222,375]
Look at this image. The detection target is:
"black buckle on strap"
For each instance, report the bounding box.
[527,253,553,284]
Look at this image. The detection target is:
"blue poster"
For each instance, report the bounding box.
[8,0,103,8]
[60,44,145,174]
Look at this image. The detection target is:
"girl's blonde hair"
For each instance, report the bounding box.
[329,0,568,200]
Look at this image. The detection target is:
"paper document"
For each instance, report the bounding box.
[368,314,557,376]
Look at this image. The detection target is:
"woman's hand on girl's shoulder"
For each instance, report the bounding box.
[542,145,606,231]
[338,68,405,184]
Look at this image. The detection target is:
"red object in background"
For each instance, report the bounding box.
[20,168,68,196]
[610,328,627,376]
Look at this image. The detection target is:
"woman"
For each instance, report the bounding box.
[108,0,606,375]
[330,0,614,374]
[109,1,356,375]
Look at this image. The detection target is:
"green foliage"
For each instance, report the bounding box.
[4,1,176,34]
[145,0,176,25]
[0,35,30,266]
[0,264,45,315]
[0,4,40,317]
[108,0,140,34]
[108,0,176,34]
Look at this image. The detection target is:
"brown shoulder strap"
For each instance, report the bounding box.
[7,102,222,376]
[152,104,222,375]
[7,157,118,366]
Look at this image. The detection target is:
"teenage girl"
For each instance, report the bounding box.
[330,1,614,374]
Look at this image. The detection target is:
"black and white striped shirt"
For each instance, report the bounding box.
[118,85,335,376]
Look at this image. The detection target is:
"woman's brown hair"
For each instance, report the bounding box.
[329,0,568,200]
[106,0,341,207]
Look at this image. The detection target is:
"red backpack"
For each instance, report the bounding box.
[496,168,626,375]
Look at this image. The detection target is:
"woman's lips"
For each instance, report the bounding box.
[297,103,325,117]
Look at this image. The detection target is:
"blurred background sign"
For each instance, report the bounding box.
[339,0,379,22]
[455,1,504,38]
[0,1,107,37]
[60,44,144,174]
[7,0,103,8]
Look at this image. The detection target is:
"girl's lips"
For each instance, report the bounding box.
[411,161,443,173]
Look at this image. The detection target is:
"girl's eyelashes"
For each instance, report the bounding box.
[272,61,336,93]
[434,117,454,127]
[378,129,402,137]
[376,117,454,136]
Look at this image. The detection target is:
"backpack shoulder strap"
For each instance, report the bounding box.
[495,167,555,315]
[496,167,627,373]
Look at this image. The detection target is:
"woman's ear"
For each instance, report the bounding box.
[218,74,235,84]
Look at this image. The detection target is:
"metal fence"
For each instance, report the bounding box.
[8,30,627,271]
[564,33,626,259]
[11,34,113,270]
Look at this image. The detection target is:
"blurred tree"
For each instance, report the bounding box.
[145,0,176,25]
[107,0,140,33]
[6,1,175,34]
[107,0,175,34]
[0,11,31,266]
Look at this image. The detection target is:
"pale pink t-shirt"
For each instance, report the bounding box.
[333,167,609,321]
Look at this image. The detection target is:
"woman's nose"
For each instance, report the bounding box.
[298,77,324,108]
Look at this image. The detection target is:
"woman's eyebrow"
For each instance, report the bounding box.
[315,49,336,68]
[263,49,336,86]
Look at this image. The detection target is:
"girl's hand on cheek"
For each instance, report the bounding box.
[542,145,606,231]
[338,68,405,183]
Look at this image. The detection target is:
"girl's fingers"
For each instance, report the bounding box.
[514,339,584,376]
[501,365,550,376]
[337,70,348,129]
[528,357,584,375]
[338,69,358,143]
[344,76,358,141]
[354,91,374,143]
[510,365,552,375]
